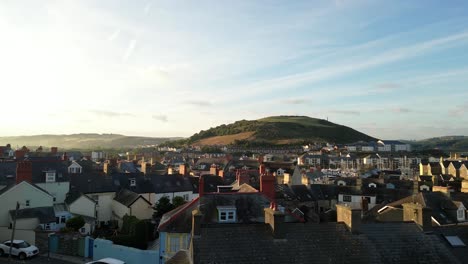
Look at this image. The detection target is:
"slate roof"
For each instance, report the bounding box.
[194,222,460,264]
[290,185,315,202]
[10,206,56,224]
[385,192,459,225]
[69,173,117,194]
[433,225,468,263]
[31,159,70,183]
[150,175,194,194]
[275,184,298,201]
[159,193,274,233]
[113,173,154,194]
[114,188,150,207]
[0,162,17,179]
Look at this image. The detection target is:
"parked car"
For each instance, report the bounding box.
[0,240,39,259]
[86,258,126,264]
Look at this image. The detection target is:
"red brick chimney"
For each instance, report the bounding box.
[16,161,33,184]
[15,150,26,159]
[260,174,276,201]
[50,147,58,154]
[259,164,266,175]
[236,170,250,185]
[199,176,205,197]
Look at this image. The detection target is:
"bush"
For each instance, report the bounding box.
[121,215,139,235]
[172,196,187,208]
[66,216,85,231]
[134,220,149,249]
[110,235,135,247]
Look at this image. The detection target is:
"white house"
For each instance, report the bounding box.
[338,194,377,210]
[9,206,56,231]
[112,189,153,229]
[65,193,97,234]
[0,181,54,227]
[68,161,83,174]
[36,181,70,204]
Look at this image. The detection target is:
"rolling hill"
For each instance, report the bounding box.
[189,116,376,146]
[0,134,180,149]
[405,136,468,152]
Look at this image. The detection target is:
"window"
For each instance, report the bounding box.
[343,195,352,202]
[61,216,66,223]
[53,197,56,202]
[45,224,50,230]
[129,178,136,187]
[183,194,189,201]
[217,206,236,223]
[80,227,86,233]
[25,200,30,206]
[220,212,227,221]
[56,217,60,224]
[458,209,465,220]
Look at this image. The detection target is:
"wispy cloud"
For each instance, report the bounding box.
[123,39,137,61]
[224,31,468,101]
[107,29,121,42]
[329,110,361,115]
[152,114,168,122]
[282,98,310,105]
[144,1,153,15]
[185,100,212,107]
[449,102,467,116]
[90,110,135,118]
[392,107,412,113]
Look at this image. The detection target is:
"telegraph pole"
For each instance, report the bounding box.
[9,202,19,261]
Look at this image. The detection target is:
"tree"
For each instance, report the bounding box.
[153,196,175,218]
[172,196,187,208]
[66,216,85,231]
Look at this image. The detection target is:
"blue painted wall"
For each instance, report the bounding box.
[93,239,159,264]
[159,232,166,264]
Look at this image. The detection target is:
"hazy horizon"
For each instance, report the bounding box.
[1,1,467,140]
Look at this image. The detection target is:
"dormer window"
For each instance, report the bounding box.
[129,178,136,187]
[217,206,236,223]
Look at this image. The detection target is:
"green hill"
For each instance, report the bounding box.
[405,136,468,152]
[189,116,376,146]
[0,134,180,150]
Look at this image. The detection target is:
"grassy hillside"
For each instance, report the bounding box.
[0,134,180,149]
[406,136,468,152]
[189,116,375,145]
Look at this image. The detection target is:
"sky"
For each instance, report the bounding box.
[0,0,467,140]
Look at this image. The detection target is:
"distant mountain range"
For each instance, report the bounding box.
[0,134,180,150]
[188,116,376,146]
[404,136,468,152]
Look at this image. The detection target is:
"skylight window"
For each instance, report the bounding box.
[444,236,466,247]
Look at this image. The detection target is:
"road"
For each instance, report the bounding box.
[0,255,84,264]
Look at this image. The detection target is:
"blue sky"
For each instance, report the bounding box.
[0,0,467,140]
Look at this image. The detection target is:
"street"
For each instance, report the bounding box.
[0,255,83,264]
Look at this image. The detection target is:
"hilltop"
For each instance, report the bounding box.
[405,136,468,152]
[0,133,180,150]
[189,116,375,146]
